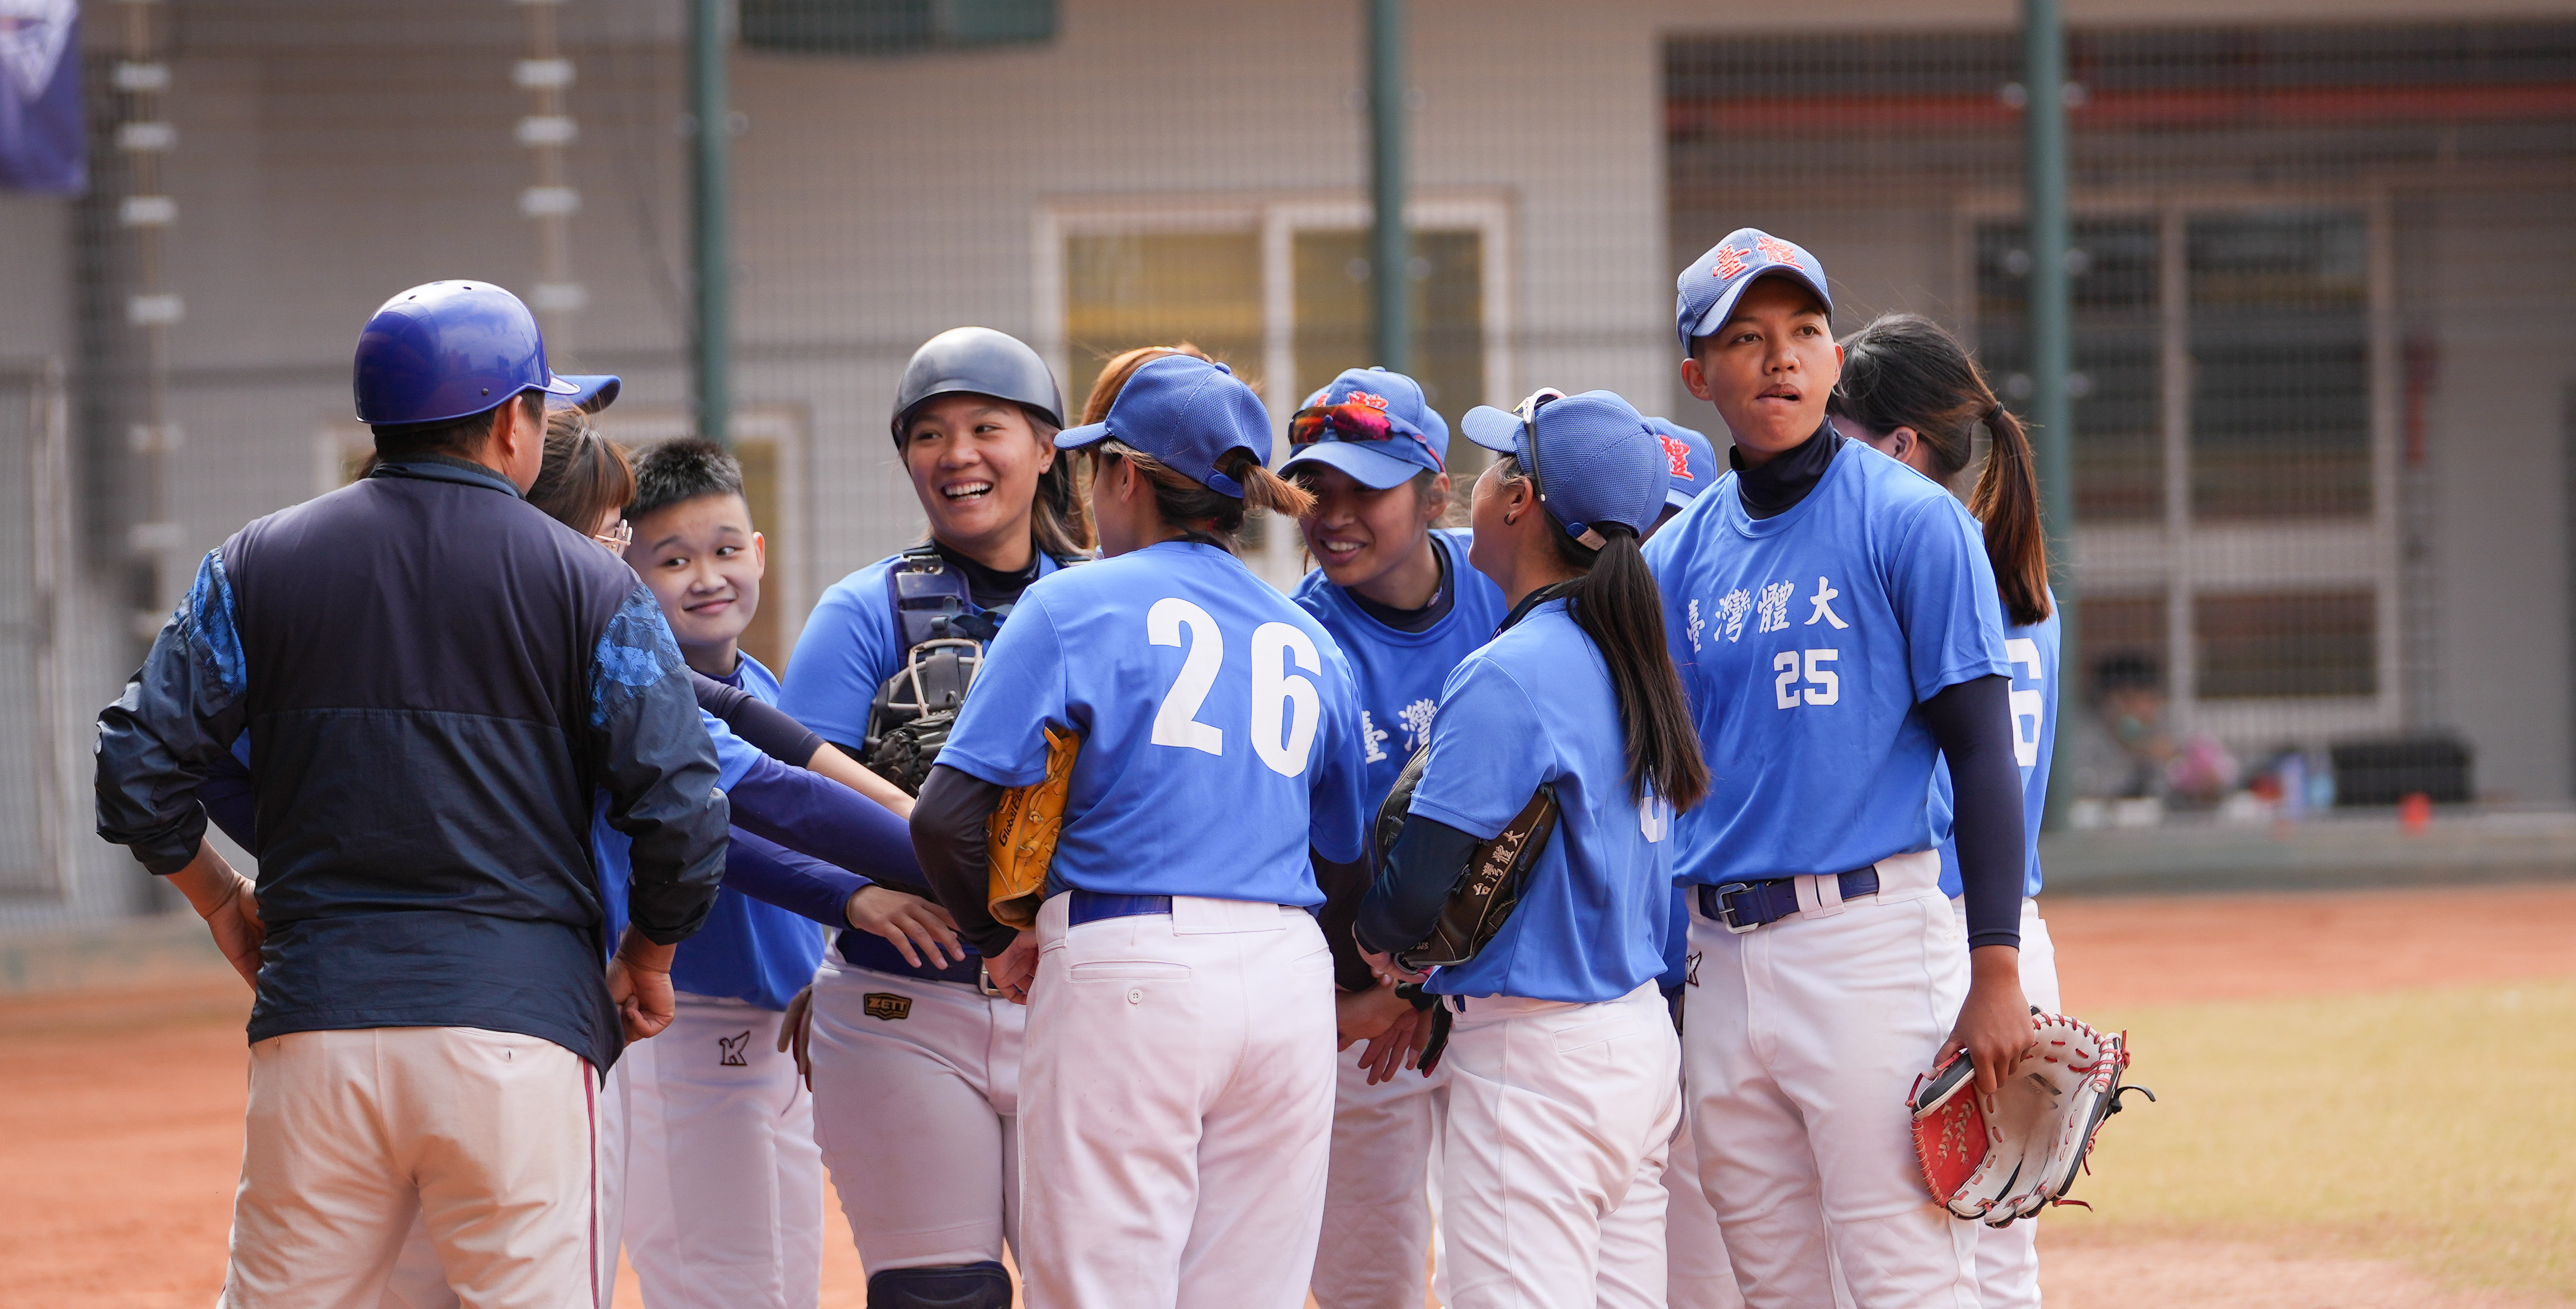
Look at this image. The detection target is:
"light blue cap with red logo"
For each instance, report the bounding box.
[1675,227,1833,353]
[1279,366,1449,490]
[1459,390,1668,546]
[1053,353,1268,497]
[1646,418,1717,509]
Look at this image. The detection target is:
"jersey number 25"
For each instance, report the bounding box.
[1147,597,1323,779]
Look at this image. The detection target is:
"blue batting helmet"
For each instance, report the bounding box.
[352,281,618,425]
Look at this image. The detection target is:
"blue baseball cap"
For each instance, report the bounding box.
[1459,390,1668,547]
[353,280,617,425]
[1674,227,1832,353]
[1053,353,1268,497]
[1279,367,1450,490]
[1646,418,1717,509]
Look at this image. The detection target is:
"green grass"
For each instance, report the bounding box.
[2069,979,2576,1300]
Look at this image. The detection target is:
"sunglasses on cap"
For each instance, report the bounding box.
[1289,401,1443,469]
[1513,387,1607,551]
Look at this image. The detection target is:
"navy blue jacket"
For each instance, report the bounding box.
[94,457,728,1070]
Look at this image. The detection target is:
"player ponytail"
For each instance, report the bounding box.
[1830,314,2052,626]
[1091,440,1314,554]
[1499,461,1709,812]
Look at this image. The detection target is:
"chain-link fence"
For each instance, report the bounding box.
[3,1,2572,920]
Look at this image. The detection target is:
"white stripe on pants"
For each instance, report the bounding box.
[1684,852,1977,1309]
[1953,898,2059,1309]
[221,1026,595,1309]
[1310,1035,1449,1309]
[1438,981,1681,1309]
[621,994,822,1309]
[806,956,1023,1273]
[1018,893,1338,1309]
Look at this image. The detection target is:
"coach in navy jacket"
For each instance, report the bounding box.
[93,281,728,1308]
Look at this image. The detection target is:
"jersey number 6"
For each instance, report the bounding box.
[1147,597,1323,778]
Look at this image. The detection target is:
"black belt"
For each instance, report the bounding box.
[1696,869,1880,935]
[835,928,986,988]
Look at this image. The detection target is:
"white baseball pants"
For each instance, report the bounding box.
[1953,898,2059,1309]
[220,1026,598,1309]
[377,1054,631,1309]
[1310,1031,1450,1309]
[1665,1092,1749,1309]
[806,954,1025,1273]
[621,994,822,1309]
[1437,981,1681,1309]
[1018,893,1339,1309]
[1684,851,1978,1309]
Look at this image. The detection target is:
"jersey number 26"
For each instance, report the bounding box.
[1147,597,1322,779]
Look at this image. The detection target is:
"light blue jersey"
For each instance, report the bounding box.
[1642,441,2010,885]
[937,540,1370,903]
[1291,529,1510,809]
[1936,605,2059,899]
[670,653,828,1010]
[779,549,1068,751]
[1404,600,1674,1003]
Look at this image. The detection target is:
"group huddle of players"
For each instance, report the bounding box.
[100,225,2067,1309]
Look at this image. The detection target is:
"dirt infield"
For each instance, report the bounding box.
[6,881,2574,1309]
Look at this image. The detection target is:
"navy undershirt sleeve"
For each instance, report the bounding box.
[910,764,1013,957]
[1313,850,1380,992]
[722,828,864,929]
[723,752,923,888]
[692,671,825,766]
[1920,674,2026,950]
[1353,813,1483,959]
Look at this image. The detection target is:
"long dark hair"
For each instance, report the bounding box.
[1829,313,2053,626]
[1497,461,1709,812]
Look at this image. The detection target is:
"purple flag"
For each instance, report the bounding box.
[0,1,83,196]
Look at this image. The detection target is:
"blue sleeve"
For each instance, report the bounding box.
[1403,658,1548,841]
[724,828,866,929]
[724,752,926,887]
[1306,639,1370,864]
[1888,498,2011,703]
[94,549,253,875]
[588,584,731,945]
[195,738,259,852]
[777,571,905,751]
[700,710,768,792]
[936,590,1069,789]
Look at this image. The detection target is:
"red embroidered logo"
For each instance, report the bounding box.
[1347,391,1389,410]
[1659,434,1694,478]
[1754,234,1802,267]
[1712,245,1751,280]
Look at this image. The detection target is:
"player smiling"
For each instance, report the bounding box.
[1280,365,1508,1309]
[1647,229,2033,1309]
[910,351,1369,1309]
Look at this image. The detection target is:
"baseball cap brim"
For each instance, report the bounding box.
[1665,485,1701,510]
[1459,405,1525,457]
[1681,265,1835,348]
[1280,439,1423,491]
[546,374,621,414]
[1053,419,1110,450]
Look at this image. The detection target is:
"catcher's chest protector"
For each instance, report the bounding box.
[865,547,1081,794]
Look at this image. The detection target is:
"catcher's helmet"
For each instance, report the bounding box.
[353,281,619,426]
[889,327,1064,445]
